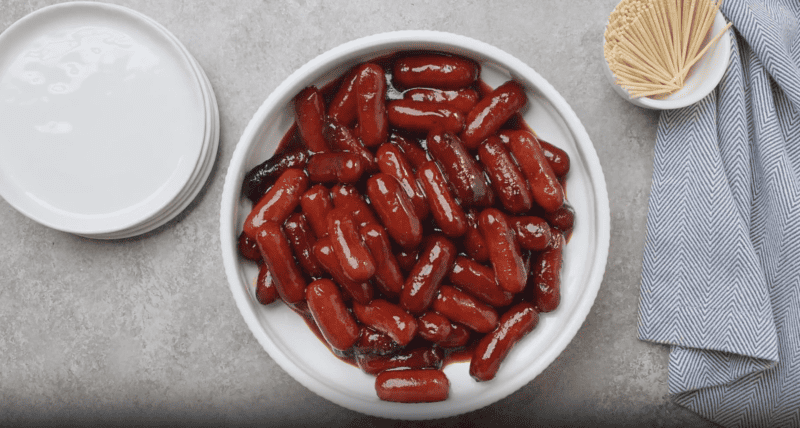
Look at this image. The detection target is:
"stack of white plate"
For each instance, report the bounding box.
[0,2,219,239]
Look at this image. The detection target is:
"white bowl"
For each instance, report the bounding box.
[603,9,732,110]
[220,30,610,419]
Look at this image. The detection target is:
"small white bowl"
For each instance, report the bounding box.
[220,30,610,419]
[603,9,732,110]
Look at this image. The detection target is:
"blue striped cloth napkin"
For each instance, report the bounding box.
[637,1,800,426]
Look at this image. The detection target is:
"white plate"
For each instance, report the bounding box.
[220,31,610,419]
[80,12,220,240]
[0,2,206,235]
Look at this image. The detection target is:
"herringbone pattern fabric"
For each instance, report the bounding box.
[638,1,800,426]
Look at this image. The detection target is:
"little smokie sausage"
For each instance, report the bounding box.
[322,121,378,173]
[330,184,380,228]
[255,262,278,305]
[426,130,494,207]
[469,302,539,382]
[294,87,330,153]
[432,285,499,333]
[437,322,471,348]
[376,143,429,220]
[327,207,376,282]
[390,133,429,170]
[463,208,490,263]
[360,223,404,297]
[313,237,374,305]
[478,208,527,294]
[545,204,575,235]
[283,213,324,278]
[461,80,527,150]
[416,161,467,238]
[478,135,533,214]
[400,235,456,314]
[393,53,479,90]
[352,298,418,346]
[241,134,308,202]
[306,278,361,352]
[531,233,564,313]
[356,346,443,375]
[306,152,364,184]
[238,231,261,262]
[255,221,307,304]
[375,369,450,403]
[300,185,333,239]
[448,256,514,308]
[539,139,570,178]
[416,311,452,344]
[403,87,479,113]
[328,68,359,127]
[504,129,564,213]
[512,216,552,251]
[387,100,465,135]
[354,326,400,356]
[355,63,388,147]
[243,168,309,240]
[366,173,422,250]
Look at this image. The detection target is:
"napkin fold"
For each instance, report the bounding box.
[638,1,800,426]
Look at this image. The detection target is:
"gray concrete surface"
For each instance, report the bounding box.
[0,1,721,426]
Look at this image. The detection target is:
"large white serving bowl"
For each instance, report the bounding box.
[220,30,610,419]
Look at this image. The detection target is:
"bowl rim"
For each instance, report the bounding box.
[219,29,610,419]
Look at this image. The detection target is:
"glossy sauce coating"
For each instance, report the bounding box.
[416,161,468,238]
[352,299,418,346]
[242,134,308,202]
[512,216,552,251]
[243,168,309,240]
[300,184,333,239]
[294,87,330,153]
[327,207,376,282]
[376,143,429,220]
[532,233,564,313]
[360,223,404,297]
[400,235,457,314]
[387,99,465,135]
[255,262,278,305]
[403,87,479,113]
[426,130,494,207]
[504,129,564,213]
[375,369,450,403]
[433,285,499,333]
[417,311,453,344]
[322,121,378,173]
[255,221,307,304]
[478,208,527,294]
[313,237,374,305]
[283,213,324,278]
[355,63,388,147]
[366,173,422,250]
[478,135,532,214]
[393,53,479,89]
[461,80,527,150]
[448,256,514,308]
[307,152,364,184]
[306,279,361,351]
[328,68,359,127]
[357,346,443,375]
[469,302,539,381]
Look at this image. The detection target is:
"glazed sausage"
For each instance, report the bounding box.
[403,87,480,113]
[306,278,361,351]
[539,139,570,178]
[294,86,330,153]
[243,168,309,240]
[313,237,374,305]
[416,161,467,238]
[327,207,376,282]
[478,135,532,214]
[461,80,527,150]
[241,133,308,202]
[512,216,552,251]
[254,221,307,304]
[395,247,419,272]
[255,262,278,305]
[463,208,490,263]
[354,326,400,356]
[322,121,378,173]
[283,213,325,278]
[355,63,388,147]
[352,298,418,346]
[375,369,450,403]
[437,321,471,348]
[306,152,364,184]
[238,231,261,262]
[328,68,359,127]
[448,256,514,308]
[390,133,429,170]
[504,129,564,213]
[469,302,539,382]
[387,100,465,135]
[356,346,443,375]
[417,311,452,344]
[432,285,499,333]
[531,233,564,313]
[426,130,494,207]
[360,223,404,297]
[545,204,575,234]
[365,173,422,250]
[478,208,527,294]
[400,235,456,314]
[330,184,380,228]
[393,53,479,90]
[300,185,333,239]
[376,143,429,220]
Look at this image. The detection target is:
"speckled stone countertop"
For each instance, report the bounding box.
[0,1,721,427]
